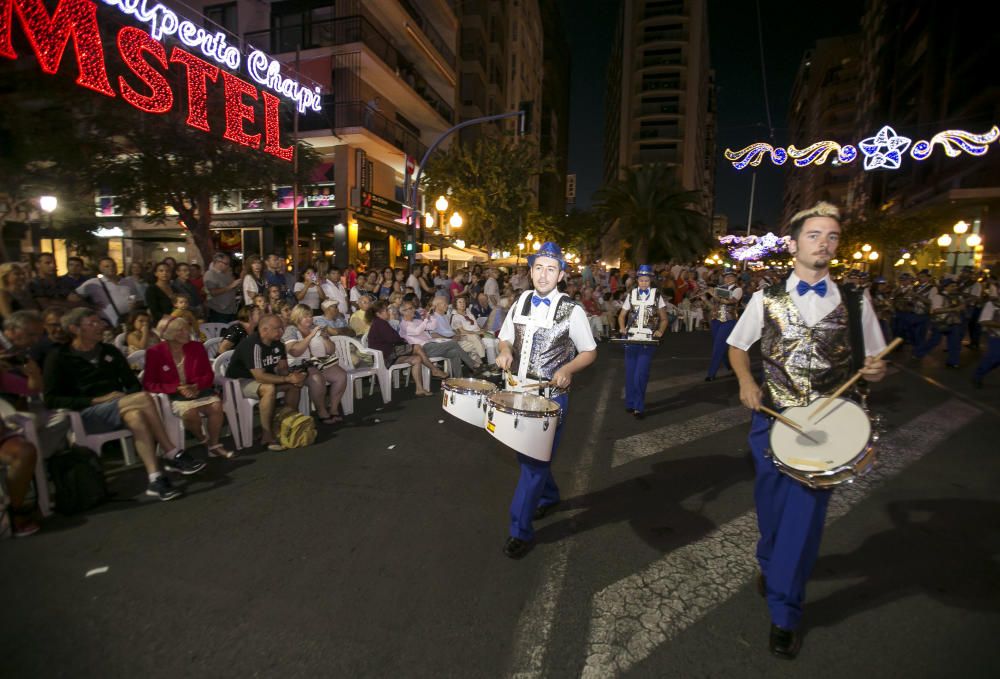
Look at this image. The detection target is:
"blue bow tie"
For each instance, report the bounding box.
[531,295,551,307]
[638,289,650,298]
[796,280,828,297]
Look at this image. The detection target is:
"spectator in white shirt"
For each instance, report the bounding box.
[320,267,349,315]
[75,257,134,328]
[293,266,326,314]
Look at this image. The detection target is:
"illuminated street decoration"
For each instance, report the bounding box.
[718,232,789,261]
[725,124,998,171]
[0,0,301,161]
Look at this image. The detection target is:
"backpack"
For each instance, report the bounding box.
[47,446,109,515]
[273,407,317,449]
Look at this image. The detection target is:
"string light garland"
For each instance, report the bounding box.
[116,27,172,113]
[725,124,999,171]
[169,48,219,132]
[262,91,293,161]
[718,233,790,261]
[221,72,261,149]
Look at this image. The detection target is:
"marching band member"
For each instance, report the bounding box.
[704,270,742,382]
[958,266,984,349]
[616,264,668,418]
[495,242,597,559]
[727,202,887,659]
[913,276,966,367]
[972,296,1000,388]
[910,269,935,351]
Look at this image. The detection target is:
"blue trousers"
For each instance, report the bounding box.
[749,412,831,630]
[967,306,983,348]
[624,344,657,412]
[908,314,930,349]
[707,319,736,378]
[509,392,570,541]
[974,337,1000,380]
[914,323,963,365]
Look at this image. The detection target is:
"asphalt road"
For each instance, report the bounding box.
[3,332,999,678]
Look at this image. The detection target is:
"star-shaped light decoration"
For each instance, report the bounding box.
[859,125,912,170]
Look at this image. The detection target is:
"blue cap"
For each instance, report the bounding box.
[636,264,654,277]
[528,242,565,269]
[874,277,887,284]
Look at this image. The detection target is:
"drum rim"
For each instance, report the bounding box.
[442,378,498,396]
[487,392,560,417]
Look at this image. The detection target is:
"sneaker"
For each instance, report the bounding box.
[146,475,182,501]
[163,451,206,475]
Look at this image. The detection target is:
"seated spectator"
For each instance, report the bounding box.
[273,300,293,328]
[0,262,40,321]
[44,308,197,500]
[59,255,89,290]
[171,263,204,317]
[398,301,478,378]
[350,294,373,336]
[449,272,467,301]
[125,310,160,355]
[266,284,284,313]
[486,296,511,334]
[450,295,493,367]
[30,306,68,367]
[283,304,347,424]
[145,262,176,325]
[253,294,268,313]
[580,290,608,340]
[169,294,203,340]
[224,313,306,451]
[219,304,261,354]
[76,257,134,330]
[145,317,233,459]
[0,423,41,536]
[316,299,354,336]
[366,300,446,396]
[27,253,78,308]
[470,292,492,321]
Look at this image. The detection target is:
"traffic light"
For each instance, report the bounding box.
[518,101,533,135]
[404,240,414,253]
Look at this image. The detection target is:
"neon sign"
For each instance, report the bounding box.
[0,0,295,161]
[724,125,999,171]
[97,0,320,112]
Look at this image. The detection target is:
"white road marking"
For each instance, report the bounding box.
[506,365,614,679]
[580,398,981,677]
[612,406,750,467]
[623,372,707,398]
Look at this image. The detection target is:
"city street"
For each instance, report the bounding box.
[4,332,999,678]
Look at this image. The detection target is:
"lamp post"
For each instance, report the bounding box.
[38,195,57,257]
[937,220,981,273]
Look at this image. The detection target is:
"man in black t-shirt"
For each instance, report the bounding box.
[225,314,306,450]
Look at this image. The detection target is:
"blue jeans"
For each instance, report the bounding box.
[509,392,570,541]
[974,337,1000,380]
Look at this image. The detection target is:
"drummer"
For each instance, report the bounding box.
[704,270,742,382]
[495,241,597,559]
[726,201,888,659]
[616,264,668,418]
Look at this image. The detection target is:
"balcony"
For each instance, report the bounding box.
[397,0,457,69]
[331,101,427,160]
[245,16,454,124]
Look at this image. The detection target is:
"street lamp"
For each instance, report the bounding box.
[449,212,463,230]
[861,243,872,253]
[937,233,952,248]
[39,195,57,213]
[852,251,863,260]
[953,220,969,235]
[937,220,981,273]
[435,195,449,213]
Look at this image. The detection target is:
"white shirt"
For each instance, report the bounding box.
[979,301,996,323]
[727,273,886,356]
[76,277,133,326]
[498,288,598,353]
[406,274,422,301]
[320,280,348,314]
[483,277,500,304]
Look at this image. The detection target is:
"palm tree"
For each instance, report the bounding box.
[594,163,711,266]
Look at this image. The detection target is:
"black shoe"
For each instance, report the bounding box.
[163,451,206,475]
[704,376,716,382]
[502,536,535,559]
[146,475,182,501]
[533,502,559,520]
[769,624,802,659]
[625,407,635,414]
[633,410,645,420]
[756,572,766,598]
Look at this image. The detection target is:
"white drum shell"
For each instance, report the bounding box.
[441,379,497,427]
[486,392,561,462]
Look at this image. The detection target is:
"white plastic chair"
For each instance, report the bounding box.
[66,409,137,466]
[113,332,127,354]
[328,336,386,415]
[212,351,254,450]
[0,402,54,517]
[127,350,146,373]
[200,323,230,339]
[203,337,223,360]
[360,334,410,399]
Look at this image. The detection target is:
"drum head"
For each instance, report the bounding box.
[443,378,498,395]
[770,397,871,471]
[489,391,560,415]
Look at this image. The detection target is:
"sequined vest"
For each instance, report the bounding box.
[511,291,579,392]
[626,287,661,331]
[761,284,853,408]
[912,283,934,315]
[710,285,739,322]
[892,285,915,313]
[986,305,1000,339]
[932,290,964,329]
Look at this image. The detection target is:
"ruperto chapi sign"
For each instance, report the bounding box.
[0,0,322,161]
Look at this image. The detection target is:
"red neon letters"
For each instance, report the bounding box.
[0,0,293,161]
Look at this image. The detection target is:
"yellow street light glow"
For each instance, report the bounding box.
[953,220,969,235]
[852,251,863,260]
[39,195,57,213]
[449,212,463,229]
[525,233,534,242]
[861,243,872,252]
[868,252,879,261]
[424,213,434,228]
[937,234,952,247]
[902,252,911,260]
[831,258,839,265]
[895,259,905,267]
[532,240,541,251]
[966,233,982,247]
[518,242,526,250]
[435,195,449,212]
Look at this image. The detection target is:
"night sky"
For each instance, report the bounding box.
[559,0,864,230]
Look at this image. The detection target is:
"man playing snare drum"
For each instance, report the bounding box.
[727,202,888,659]
[495,242,597,559]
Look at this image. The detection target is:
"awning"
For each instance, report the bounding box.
[415,246,488,262]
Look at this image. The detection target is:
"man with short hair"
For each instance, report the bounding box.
[471,292,492,320]
[204,253,241,323]
[74,258,134,328]
[483,269,500,307]
[320,267,349,315]
[225,314,306,450]
[59,256,89,289]
[264,254,293,301]
[27,253,78,307]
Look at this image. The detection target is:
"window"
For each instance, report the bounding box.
[204,2,237,35]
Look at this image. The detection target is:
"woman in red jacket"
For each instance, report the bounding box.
[144,317,234,458]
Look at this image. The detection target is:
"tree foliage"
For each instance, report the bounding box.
[594,163,710,265]
[421,135,556,251]
[845,203,968,259]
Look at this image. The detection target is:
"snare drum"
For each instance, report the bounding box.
[768,397,876,489]
[441,378,498,427]
[485,391,562,461]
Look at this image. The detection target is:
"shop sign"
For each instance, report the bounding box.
[360,190,403,218]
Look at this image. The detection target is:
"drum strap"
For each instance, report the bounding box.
[839,284,865,373]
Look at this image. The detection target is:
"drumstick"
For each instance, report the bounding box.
[759,406,806,432]
[808,337,904,421]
